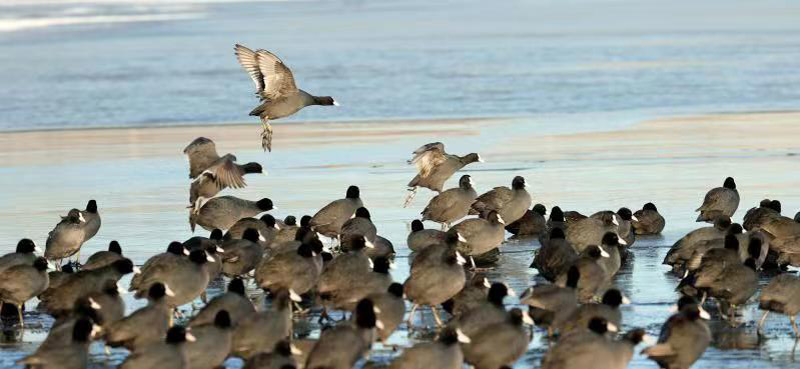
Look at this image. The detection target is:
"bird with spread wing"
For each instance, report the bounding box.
[404,142,482,207]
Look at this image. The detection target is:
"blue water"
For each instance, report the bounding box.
[1,0,800,131]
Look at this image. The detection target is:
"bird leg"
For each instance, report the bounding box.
[403,187,418,208]
[407,304,419,328]
[260,118,273,152]
[17,304,23,329]
[430,305,444,327]
[700,291,707,305]
[791,316,800,338]
[757,311,770,336]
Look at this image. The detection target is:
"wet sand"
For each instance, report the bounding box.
[1,112,800,368]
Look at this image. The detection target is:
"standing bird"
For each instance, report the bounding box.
[421,174,479,230]
[17,317,96,369]
[257,242,321,296]
[305,298,381,369]
[405,239,467,327]
[232,289,299,359]
[531,228,578,282]
[0,238,39,274]
[184,137,264,210]
[221,228,264,277]
[184,311,234,369]
[506,203,547,237]
[80,200,101,244]
[190,278,255,328]
[448,211,506,263]
[106,283,174,351]
[696,177,740,223]
[234,44,338,152]
[45,209,86,266]
[190,196,275,232]
[0,257,50,327]
[405,142,482,206]
[470,176,532,225]
[462,308,533,369]
[132,250,213,308]
[120,325,194,369]
[82,240,125,270]
[309,185,363,239]
[642,297,711,369]
[340,207,378,249]
[633,202,666,235]
[407,219,447,252]
[758,274,800,337]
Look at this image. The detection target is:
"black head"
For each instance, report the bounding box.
[284,216,297,226]
[550,206,564,222]
[387,282,404,298]
[349,235,372,251]
[566,266,580,289]
[795,211,800,223]
[355,207,371,220]
[16,238,36,253]
[487,283,510,306]
[229,278,246,295]
[166,326,191,344]
[747,238,762,258]
[72,317,94,343]
[550,227,565,240]
[728,223,743,235]
[210,229,223,241]
[601,289,625,308]
[189,250,210,265]
[487,211,504,225]
[111,258,135,274]
[768,200,782,213]
[346,185,360,199]
[308,238,324,255]
[723,235,739,251]
[507,308,527,326]
[445,232,462,246]
[148,282,169,300]
[214,310,232,329]
[744,257,757,271]
[66,209,83,223]
[616,207,633,221]
[261,214,277,228]
[354,298,379,329]
[321,251,333,262]
[62,263,75,274]
[723,177,736,190]
[243,228,261,243]
[205,244,220,256]
[273,340,294,357]
[585,245,604,259]
[601,232,620,246]
[300,215,312,227]
[411,219,424,232]
[643,202,658,212]
[676,296,698,311]
[313,96,337,106]
[462,153,482,164]
[372,257,391,274]
[438,327,462,345]
[623,329,647,345]
[108,240,122,254]
[33,257,49,272]
[532,204,547,216]
[511,176,526,190]
[85,200,98,213]
[587,317,611,335]
[242,162,263,174]
[256,198,275,211]
[167,241,187,255]
[684,304,705,320]
[297,243,315,258]
[759,199,772,208]
[294,227,310,242]
[458,175,474,190]
[714,216,732,230]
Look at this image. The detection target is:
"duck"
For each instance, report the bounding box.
[556,288,629,336]
[448,211,505,263]
[406,142,482,198]
[38,298,104,351]
[119,325,193,369]
[221,228,264,277]
[367,234,396,260]
[555,245,611,303]
[132,250,212,308]
[44,208,86,266]
[591,207,636,246]
[190,196,275,232]
[85,280,126,331]
[190,278,255,327]
[707,258,759,321]
[0,238,39,274]
[244,340,301,369]
[405,237,467,327]
[79,200,101,243]
[531,228,578,282]
[39,258,136,318]
[318,236,374,300]
[340,207,378,250]
[642,297,711,369]
[365,282,406,343]
[184,311,234,369]
[420,174,479,229]
[17,317,96,369]
[257,242,321,296]
[106,283,174,351]
[0,256,50,327]
[442,274,490,318]
[184,137,263,203]
[461,308,533,369]
[663,216,731,273]
[632,202,666,235]
[470,176,532,225]
[407,219,447,252]
[758,273,800,337]
[305,298,381,369]
[82,240,124,270]
[388,327,470,369]
[226,214,279,250]
[743,199,782,231]
[520,266,579,336]
[448,282,513,339]
[506,203,547,236]
[232,289,299,359]
[309,185,363,239]
[320,256,393,313]
[543,318,644,369]
[696,177,740,223]
[234,44,338,152]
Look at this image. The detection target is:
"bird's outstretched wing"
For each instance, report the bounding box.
[234,44,298,101]
[196,154,247,190]
[184,137,221,179]
[409,142,447,178]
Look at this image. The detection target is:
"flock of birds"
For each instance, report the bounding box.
[1,45,800,369]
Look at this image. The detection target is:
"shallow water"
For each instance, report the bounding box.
[1,119,800,368]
